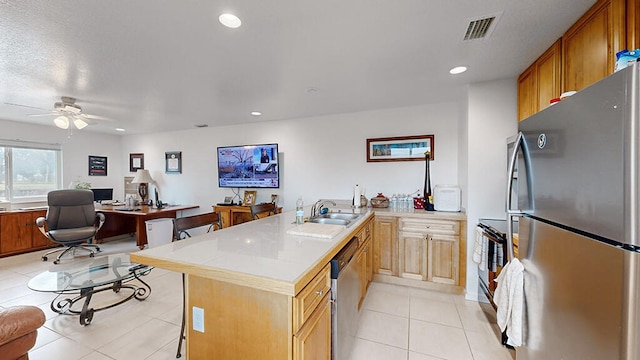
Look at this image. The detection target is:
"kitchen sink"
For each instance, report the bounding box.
[307,218,351,226]
[319,213,361,220]
[307,212,361,227]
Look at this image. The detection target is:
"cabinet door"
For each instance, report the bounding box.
[373,216,397,276]
[629,0,640,50]
[293,293,331,360]
[366,238,373,285]
[356,246,367,309]
[0,213,33,254]
[536,39,562,112]
[428,233,459,285]
[398,231,427,281]
[562,0,625,92]
[31,210,51,248]
[517,64,537,121]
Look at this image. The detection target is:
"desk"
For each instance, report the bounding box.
[96,205,198,249]
[213,205,282,228]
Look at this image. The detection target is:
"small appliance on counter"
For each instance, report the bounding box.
[433,185,461,212]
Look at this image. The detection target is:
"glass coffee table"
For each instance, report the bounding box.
[28,253,152,326]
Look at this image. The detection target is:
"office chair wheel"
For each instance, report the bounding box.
[89,253,94,258]
[53,259,60,265]
[42,256,47,261]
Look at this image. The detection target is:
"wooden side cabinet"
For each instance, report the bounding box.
[293,293,331,360]
[213,205,282,228]
[373,216,397,276]
[0,210,52,257]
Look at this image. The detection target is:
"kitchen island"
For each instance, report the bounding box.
[130,207,373,359]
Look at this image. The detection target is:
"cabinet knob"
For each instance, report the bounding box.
[316,289,323,297]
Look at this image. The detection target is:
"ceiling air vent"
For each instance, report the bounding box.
[463,16,496,41]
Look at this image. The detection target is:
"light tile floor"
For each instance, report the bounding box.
[0,238,514,360]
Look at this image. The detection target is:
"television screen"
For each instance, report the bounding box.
[91,188,113,202]
[217,144,279,188]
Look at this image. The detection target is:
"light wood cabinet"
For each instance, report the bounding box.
[517,39,562,121]
[372,213,466,291]
[373,216,397,276]
[398,230,427,281]
[187,263,332,359]
[629,0,640,49]
[293,293,331,360]
[428,233,459,285]
[562,0,625,92]
[356,236,373,309]
[518,0,627,120]
[0,210,53,257]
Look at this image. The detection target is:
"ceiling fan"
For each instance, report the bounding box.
[28,96,111,130]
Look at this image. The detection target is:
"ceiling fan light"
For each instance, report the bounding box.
[54,116,69,129]
[73,118,88,129]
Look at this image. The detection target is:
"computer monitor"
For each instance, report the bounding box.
[91,188,113,202]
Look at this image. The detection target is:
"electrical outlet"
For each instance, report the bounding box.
[192,306,204,333]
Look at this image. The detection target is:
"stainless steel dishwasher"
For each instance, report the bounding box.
[331,237,360,360]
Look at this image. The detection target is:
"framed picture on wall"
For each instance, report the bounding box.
[366,134,434,162]
[165,151,182,174]
[88,155,107,176]
[130,153,144,172]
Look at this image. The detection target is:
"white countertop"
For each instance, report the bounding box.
[130,206,466,296]
[131,207,372,296]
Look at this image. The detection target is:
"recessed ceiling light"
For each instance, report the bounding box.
[449,66,468,75]
[306,87,319,94]
[115,128,125,132]
[219,13,241,28]
[251,111,261,116]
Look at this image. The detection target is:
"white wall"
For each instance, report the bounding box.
[1,119,124,207]
[120,102,462,212]
[464,78,518,299]
[2,94,517,299]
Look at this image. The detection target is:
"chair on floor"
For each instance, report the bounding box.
[249,203,276,220]
[0,305,46,360]
[36,189,105,264]
[172,211,222,358]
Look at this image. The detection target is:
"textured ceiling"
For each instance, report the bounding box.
[0,0,597,134]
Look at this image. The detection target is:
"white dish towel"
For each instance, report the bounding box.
[494,257,524,347]
[472,227,488,271]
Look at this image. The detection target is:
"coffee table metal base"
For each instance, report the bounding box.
[50,273,151,326]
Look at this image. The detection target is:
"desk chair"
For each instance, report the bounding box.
[36,189,105,264]
[249,203,276,220]
[172,212,222,358]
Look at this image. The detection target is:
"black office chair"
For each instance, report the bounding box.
[36,189,105,264]
[249,203,276,220]
[172,212,222,358]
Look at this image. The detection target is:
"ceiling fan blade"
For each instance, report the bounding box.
[4,102,48,111]
[84,114,113,121]
[28,112,58,117]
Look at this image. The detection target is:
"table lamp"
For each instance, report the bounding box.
[131,169,154,204]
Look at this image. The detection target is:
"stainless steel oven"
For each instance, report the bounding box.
[476,219,508,307]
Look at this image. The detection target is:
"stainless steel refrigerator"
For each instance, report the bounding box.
[507,62,640,359]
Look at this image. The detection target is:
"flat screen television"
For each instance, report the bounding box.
[217,143,279,188]
[91,188,113,202]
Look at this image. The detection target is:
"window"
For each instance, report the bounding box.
[0,140,62,203]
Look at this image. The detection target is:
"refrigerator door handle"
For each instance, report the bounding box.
[506,131,529,261]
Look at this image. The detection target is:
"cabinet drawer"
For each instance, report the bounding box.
[400,218,459,235]
[293,263,331,332]
[357,220,372,247]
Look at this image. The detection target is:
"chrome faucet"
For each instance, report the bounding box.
[311,200,336,218]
